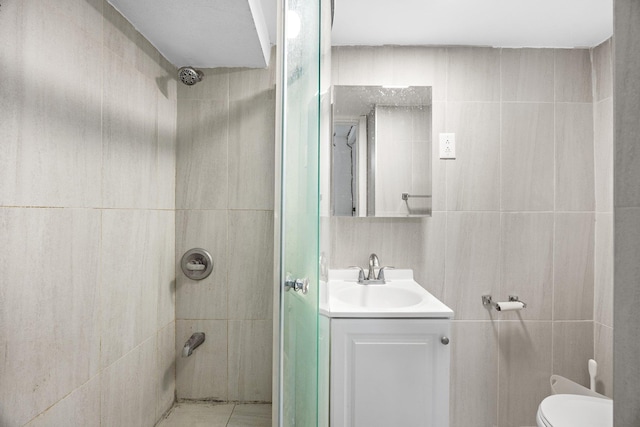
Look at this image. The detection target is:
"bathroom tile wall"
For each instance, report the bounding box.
[0,1,176,426]
[331,45,603,427]
[175,55,276,403]
[591,39,614,398]
[614,1,640,424]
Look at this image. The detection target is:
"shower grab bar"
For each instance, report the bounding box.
[402,193,432,201]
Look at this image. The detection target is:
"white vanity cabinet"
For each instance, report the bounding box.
[329,318,451,427]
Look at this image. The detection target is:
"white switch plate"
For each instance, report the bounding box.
[439,133,456,159]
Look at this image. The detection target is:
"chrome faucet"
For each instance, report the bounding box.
[368,253,380,280]
[182,332,205,357]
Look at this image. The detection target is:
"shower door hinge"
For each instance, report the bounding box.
[284,277,309,294]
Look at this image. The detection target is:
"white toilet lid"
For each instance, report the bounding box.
[539,394,612,427]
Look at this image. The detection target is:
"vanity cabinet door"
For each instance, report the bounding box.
[330,319,450,427]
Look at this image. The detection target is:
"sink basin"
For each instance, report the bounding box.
[320,269,454,318]
[334,286,423,309]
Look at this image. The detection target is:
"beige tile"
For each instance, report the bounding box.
[594,323,613,398]
[554,213,595,320]
[102,50,160,209]
[158,211,177,330]
[498,322,553,427]
[157,322,176,420]
[228,321,273,402]
[178,68,230,102]
[444,212,501,320]
[450,322,498,427]
[431,103,447,212]
[157,76,178,210]
[176,210,228,320]
[330,214,446,300]
[101,210,174,366]
[594,98,614,212]
[227,211,274,320]
[552,321,594,387]
[501,103,555,211]
[0,208,101,426]
[332,46,395,87]
[446,103,500,211]
[0,9,103,208]
[228,96,276,210]
[176,320,228,400]
[447,47,500,102]
[501,48,554,102]
[501,213,554,320]
[176,99,229,209]
[592,39,613,101]
[103,2,162,78]
[555,103,595,211]
[157,402,234,427]
[391,46,448,101]
[555,49,593,102]
[101,337,158,427]
[24,376,100,427]
[228,404,272,427]
[229,57,276,103]
[594,213,613,327]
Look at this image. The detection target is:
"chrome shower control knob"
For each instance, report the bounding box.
[441,336,450,345]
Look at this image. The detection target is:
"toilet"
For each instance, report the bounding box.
[536,394,612,427]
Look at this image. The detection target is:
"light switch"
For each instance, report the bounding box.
[439,133,456,159]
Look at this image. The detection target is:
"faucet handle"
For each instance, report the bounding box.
[348,266,365,282]
[377,266,395,281]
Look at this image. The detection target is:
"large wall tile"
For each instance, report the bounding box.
[498,322,553,427]
[176,99,229,209]
[445,103,500,211]
[229,54,276,103]
[595,213,613,327]
[552,321,594,387]
[501,213,554,320]
[594,98,614,212]
[592,39,613,102]
[555,49,593,102]
[176,210,228,320]
[101,210,174,367]
[228,96,276,210]
[24,376,100,427]
[157,322,176,419]
[554,213,595,320]
[501,103,555,211]
[228,320,273,402]
[444,212,501,320]
[101,337,158,427]
[102,50,160,209]
[450,322,498,427]
[501,48,554,102]
[331,214,446,299]
[228,210,274,320]
[447,47,500,102]
[157,77,178,210]
[555,103,595,211]
[0,208,100,426]
[431,103,447,212]
[332,46,395,87]
[176,320,228,400]
[391,46,448,101]
[0,9,103,208]
[594,322,613,398]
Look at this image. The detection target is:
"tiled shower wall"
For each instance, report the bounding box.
[0,1,176,426]
[330,45,607,427]
[175,57,276,402]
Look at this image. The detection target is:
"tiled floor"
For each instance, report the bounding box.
[156,402,271,427]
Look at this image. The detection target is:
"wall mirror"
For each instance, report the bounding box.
[331,85,432,217]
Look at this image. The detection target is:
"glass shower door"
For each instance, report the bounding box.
[278,0,321,426]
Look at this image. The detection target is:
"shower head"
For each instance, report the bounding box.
[178,66,204,86]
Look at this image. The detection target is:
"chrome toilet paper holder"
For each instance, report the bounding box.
[482,294,527,310]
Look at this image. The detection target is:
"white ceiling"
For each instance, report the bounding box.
[108,0,612,69]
